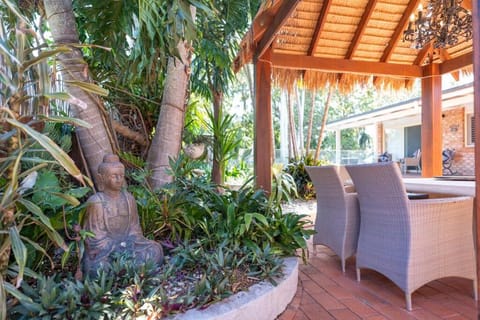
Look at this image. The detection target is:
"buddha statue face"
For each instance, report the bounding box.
[101,165,125,192]
[97,155,125,192]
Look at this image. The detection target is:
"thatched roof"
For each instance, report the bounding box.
[234,0,473,92]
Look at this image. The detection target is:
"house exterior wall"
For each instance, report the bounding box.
[441,107,474,175]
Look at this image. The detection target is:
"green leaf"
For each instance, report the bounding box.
[5,118,86,185]
[16,199,67,251]
[1,151,21,208]
[244,213,252,231]
[17,198,54,229]
[0,276,6,320]
[64,80,109,96]
[9,226,27,287]
[67,187,91,198]
[0,38,21,65]
[3,282,43,313]
[252,213,269,226]
[22,47,72,72]
[39,114,92,129]
[51,192,80,207]
[42,92,71,101]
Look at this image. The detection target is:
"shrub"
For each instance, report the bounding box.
[283,156,328,199]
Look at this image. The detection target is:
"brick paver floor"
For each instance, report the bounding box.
[278,199,478,320]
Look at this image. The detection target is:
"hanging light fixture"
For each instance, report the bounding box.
[403,0,472,49]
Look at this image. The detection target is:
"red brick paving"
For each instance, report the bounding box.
[277,246,478,320]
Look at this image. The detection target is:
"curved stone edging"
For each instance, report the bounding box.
[170,257,299,320]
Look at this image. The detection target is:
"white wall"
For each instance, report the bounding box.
[383,114,421,161]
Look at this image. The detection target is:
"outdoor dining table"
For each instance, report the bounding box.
[403,177,475,197]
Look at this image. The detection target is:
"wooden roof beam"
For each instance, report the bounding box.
[271,53,422,78]
[255,0,302,61]
[380,0,422,62]
[373,0,422,86]
[345,0,378,59]
[438,49,460,80]
[439,51,473,74]
[338,0,378,83]
[307,0,333,56]
[405,43,433,87]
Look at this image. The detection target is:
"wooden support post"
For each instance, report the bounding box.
[254,48,273,193]
[421,64,443,177]
[472,0,480,301]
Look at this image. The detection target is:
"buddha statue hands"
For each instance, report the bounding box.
[82,154,164,277]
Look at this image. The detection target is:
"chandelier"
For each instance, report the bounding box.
[403,0,473,49]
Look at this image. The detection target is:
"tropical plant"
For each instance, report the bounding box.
[270,164,299,204]
[191,0,262,185]
[203,108,243,186]
[283,155,327,200]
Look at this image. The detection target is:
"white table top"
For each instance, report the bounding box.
[403,177,476,197]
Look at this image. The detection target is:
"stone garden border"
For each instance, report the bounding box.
[170,257,299,320]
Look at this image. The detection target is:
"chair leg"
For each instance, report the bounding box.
[356,268,361,282]
[405,293,412,311]
[341,259,346,273]
[473,279,478,301]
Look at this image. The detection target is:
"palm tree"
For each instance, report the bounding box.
[147,32,194,188]
[191,0,262,185]
[43,0,114,185]
[42,0,202,188]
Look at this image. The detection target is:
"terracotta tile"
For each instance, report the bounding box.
[310,272,340,288]
[310,292,346,310]
[408,307,444,320]
[324,285,355,300]
[279,206,480,320]
[328,308,361,320]
[302,280,327,295]
[277,309,297,320]
[369,302,417,320]
[363,316,389,320]
[299,300,334,320]
[413,297,462,318]
[339,298,378,318]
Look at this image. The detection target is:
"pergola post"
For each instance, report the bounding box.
[421,63,443,177]
[254,48,273,193]
[472,0,480,300]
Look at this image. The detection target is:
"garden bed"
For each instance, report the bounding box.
[169,257,298,320]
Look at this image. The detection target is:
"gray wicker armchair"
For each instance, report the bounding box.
[306,166,360,272]
[346,162,477,311]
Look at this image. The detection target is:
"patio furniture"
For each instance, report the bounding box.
[400,149,421,174]
[377,151,392,162]
[442,148,456,175]
[305,166,360,272]
[346,162,477,311]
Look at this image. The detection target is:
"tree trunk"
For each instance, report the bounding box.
[287,91,298,160]
[296,85,305,156]
[314,85,334,161]
[305,89,316,157]
[147,33,192,189]
[44,0,114,186]
[211,89,224,186]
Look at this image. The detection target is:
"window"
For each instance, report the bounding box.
[466,113,475,146]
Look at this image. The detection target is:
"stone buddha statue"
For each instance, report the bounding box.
[82,154,163,276]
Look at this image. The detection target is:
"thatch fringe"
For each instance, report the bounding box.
[274,68,418,94]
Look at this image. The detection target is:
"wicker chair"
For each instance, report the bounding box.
[306,166,360,272]
[346,162,477,311]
